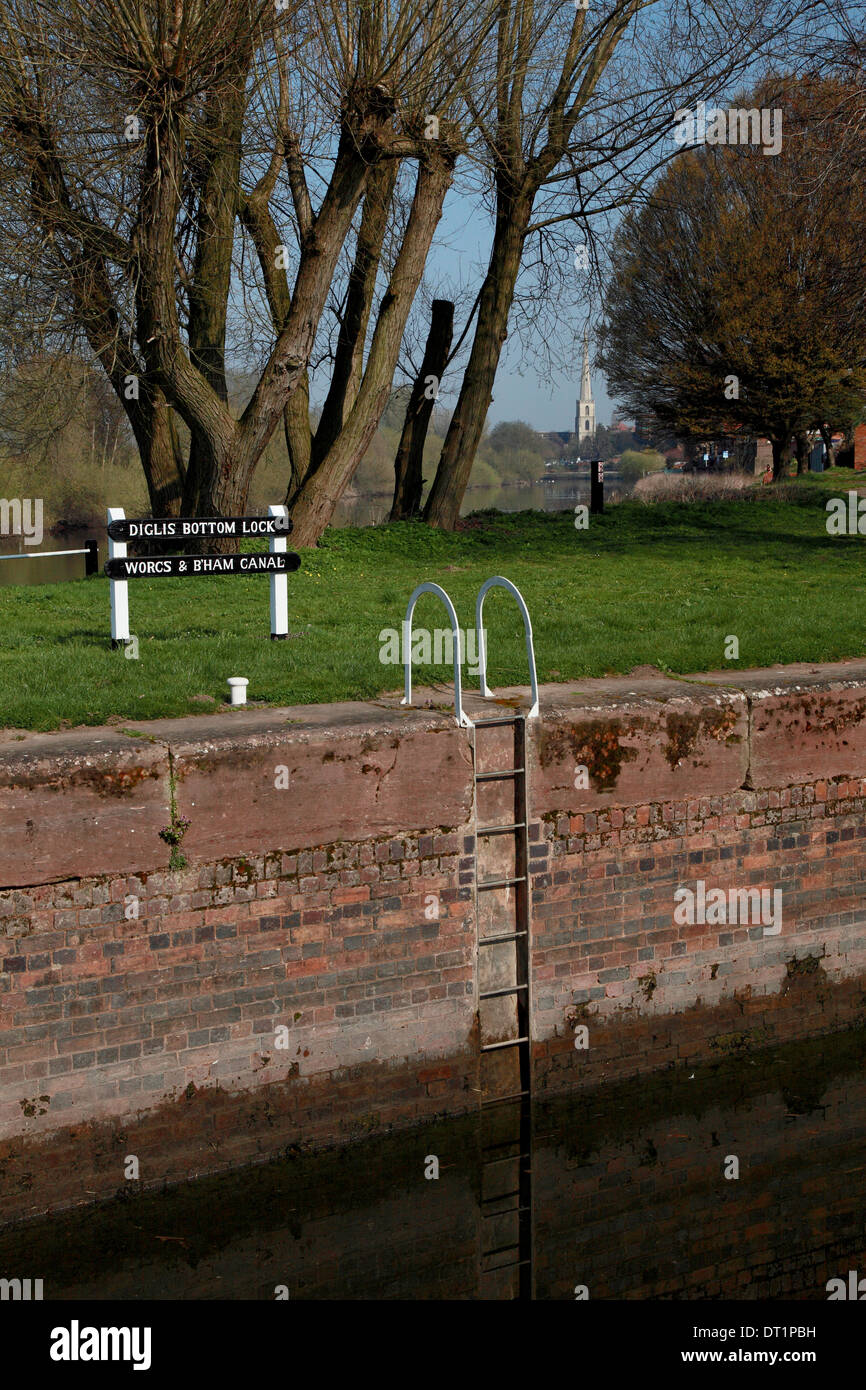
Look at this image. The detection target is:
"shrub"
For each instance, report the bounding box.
[634,472,756,502]
[617,449,666,482]
[469,456,501,489]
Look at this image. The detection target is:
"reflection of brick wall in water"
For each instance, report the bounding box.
[0,1117,481,1301]
[6,1034,863,1300]
[533,1047,866,1300]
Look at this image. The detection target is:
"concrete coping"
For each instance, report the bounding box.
[2,658,866,769]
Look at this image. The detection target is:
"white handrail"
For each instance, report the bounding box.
[400,581,472,728]
[0,549,89,560]
[268,503,289,639]
[475,576,540,718]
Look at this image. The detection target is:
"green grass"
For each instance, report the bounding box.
[1,473,864,731]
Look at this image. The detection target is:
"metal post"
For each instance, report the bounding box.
[269,503,289,639]
[475,575,540,718]
[84,540,98,576]
[590,458,604,515]
[107,507,130,648]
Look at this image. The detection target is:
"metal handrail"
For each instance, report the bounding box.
[400,581,472,728]
[475,576,540,718]
[0,540,98,578]
[0,548,89,559]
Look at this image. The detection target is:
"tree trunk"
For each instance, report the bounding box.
[234,124,385,486]
[181,69,248,517]
[186,69,247,403]
[282,373,313,499]
[120,383,186,520]
[313,162,398,469]
[238,174,313,500]
[289,152,455,547]
[142,404,185,518]
[771,435,794,480]
[390,299,453,520]
[795,432,809,475]
[819,423,838,469]
[423,189,531,529]
[140,118,374,526]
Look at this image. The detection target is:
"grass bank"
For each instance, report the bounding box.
[0,475,864,731]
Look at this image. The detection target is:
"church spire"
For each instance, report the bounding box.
[576,325,596,444]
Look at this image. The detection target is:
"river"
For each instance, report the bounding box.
[333,476,635,528]
[0,478,636,587]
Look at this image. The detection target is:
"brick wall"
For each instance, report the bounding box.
[529,779,866,1093]
[1,661,866,1220]
[0,832,478,1222]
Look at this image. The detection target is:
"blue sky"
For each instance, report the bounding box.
[489,342,615,434]
[418,182,617,436]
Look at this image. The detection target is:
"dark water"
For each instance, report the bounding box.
[2,1025,864,1300]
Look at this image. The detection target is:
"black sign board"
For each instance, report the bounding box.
[105,552,301,579]
[106,514,292,542]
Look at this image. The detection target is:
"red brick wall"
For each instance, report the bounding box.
[2,663,866,1219]
[529,779,866,1093]
[0,833,478,1221]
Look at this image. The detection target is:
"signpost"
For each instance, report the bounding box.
[106,514,291,542]
[105,504,298,647]
[104,553,299,579]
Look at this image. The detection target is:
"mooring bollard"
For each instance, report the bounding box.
[227,677,249,706]
[590,458,604,515]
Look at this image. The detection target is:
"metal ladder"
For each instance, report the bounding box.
[398,575,539,1295]
[473,712,533,1299]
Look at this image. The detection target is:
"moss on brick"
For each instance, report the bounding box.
[538,718,639,792]
[663,706,740,769]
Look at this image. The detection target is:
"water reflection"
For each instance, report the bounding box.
[3,1025,864,1300]
[333,478,636,529]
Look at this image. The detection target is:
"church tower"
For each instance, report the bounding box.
[575,327,595,446]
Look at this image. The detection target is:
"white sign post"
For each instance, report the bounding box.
[269,503,289,640]
[107,506,130,648]
[106,505,297,646]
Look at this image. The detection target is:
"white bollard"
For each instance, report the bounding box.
[227,677,249,706]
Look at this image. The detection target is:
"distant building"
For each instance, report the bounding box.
[575,329,596,443]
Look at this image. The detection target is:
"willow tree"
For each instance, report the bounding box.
[421,0,822,530]
[0,0,488,533]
